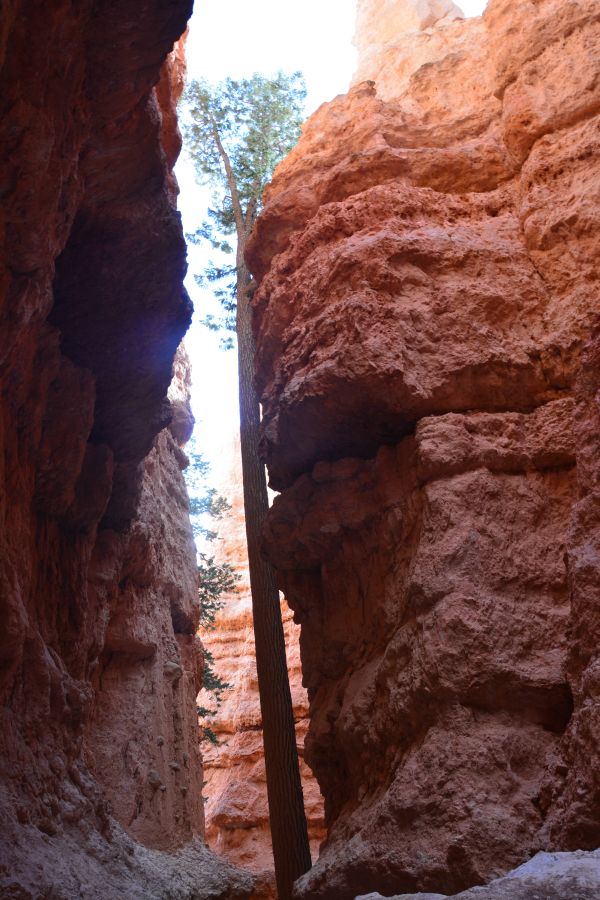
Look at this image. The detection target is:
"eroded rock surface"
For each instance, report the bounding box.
[246,0,600,896]
[199,436,325,898]
[356,849,600,899]
[0,3,251,897]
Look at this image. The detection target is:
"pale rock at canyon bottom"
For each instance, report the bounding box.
[198,435,325,898]
[245,0,600,897]
[356,849,600,899]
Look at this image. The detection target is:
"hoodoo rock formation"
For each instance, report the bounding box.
[198,437,325,897]
[0,2,251,897]
[246,0,600,897]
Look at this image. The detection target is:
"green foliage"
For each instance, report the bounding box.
[197,645,230,736]
[182,71,313,869]
[200,726,220,747]
[193,264,237,337]
[184,440,238,744]
[198,552,238,630]
[181,70,306,337]
[197,641,232,746]
[200,648,230,700]
[196,560,237,744]
[186,445,210,480]
[189,486,229,519]
[183,71,306,233]
[185,442,231,541]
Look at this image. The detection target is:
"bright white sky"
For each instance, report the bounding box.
[176,0,488,475]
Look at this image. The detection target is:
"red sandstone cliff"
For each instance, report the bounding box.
[197,436,325,898]
[246,0,600,896]
[0,3,251,897]
[4,0,600,896]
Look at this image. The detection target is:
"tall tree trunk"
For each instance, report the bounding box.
[235,262,312,899]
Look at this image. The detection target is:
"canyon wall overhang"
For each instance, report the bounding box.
[246,0,600,896]
[0,2,252,897]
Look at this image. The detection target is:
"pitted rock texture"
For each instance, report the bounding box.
[266,409,575,898]
[246,0,600,897]
[355,850,600,899]
[542,325,600,851]
[0,3,251,897]
[198,436,325,898]
[87,423,204,852]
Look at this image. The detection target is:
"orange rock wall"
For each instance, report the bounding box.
[0,3,251,897]
[247,0,600,896]
[199,438,325,898]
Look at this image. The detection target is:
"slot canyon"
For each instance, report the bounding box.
[196,435,325,898]
[1,0,600,898]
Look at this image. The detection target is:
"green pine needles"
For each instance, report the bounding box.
[182,70,313,890]
[182,71,306,336]
[184,71,305,230]
[184,441,238,745]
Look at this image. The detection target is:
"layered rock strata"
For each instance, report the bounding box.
[0,3,250,897]
[246,0,600,896]
[199,437,325,898]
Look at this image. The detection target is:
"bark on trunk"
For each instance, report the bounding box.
[213,124,311,893]
[236,263,312,899]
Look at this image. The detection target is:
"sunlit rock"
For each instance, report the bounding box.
[247,0,600,896]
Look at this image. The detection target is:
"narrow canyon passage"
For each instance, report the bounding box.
[193,435,325,899]
[1,0,600,899]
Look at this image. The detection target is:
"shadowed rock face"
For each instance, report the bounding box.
[0,3,252,897]
[246,0,600,896]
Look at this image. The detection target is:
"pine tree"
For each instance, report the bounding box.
[185,442,235,746]
[183,72,311,898]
